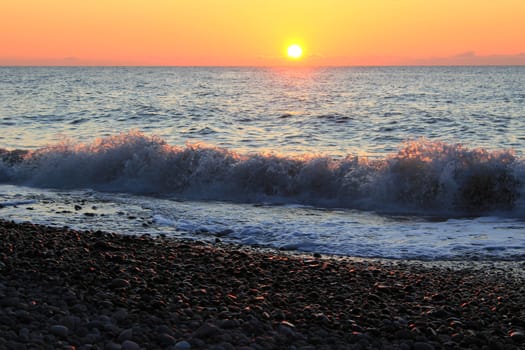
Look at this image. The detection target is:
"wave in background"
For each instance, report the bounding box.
[1,131,523,217]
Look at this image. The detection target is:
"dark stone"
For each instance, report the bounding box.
[105,342,122,350]
[111,278,130,289]
[117,329,133,343]
[413,342,435,350]
[510,331,525,342]
[121,340,140,350]
[158,333,176,346]
[194,323,220,339]
[50,325,69,338]
[174,341,192,350]
[219,319,239,329]
[427,309,450,318]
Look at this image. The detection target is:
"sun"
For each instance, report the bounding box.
[287,44,303,59]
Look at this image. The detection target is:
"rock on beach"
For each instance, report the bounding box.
[1,219,524,349]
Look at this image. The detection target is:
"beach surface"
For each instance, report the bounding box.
[1,219,524,350]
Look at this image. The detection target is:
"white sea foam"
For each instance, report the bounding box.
[1,132,523,218]
[152,214,176,226]
[0,199,36,207]
[0,184,523,260]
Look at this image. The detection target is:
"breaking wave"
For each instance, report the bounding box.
[1,131,523,217]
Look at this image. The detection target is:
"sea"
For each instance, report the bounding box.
[1,66,524,260]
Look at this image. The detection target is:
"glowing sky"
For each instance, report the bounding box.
[1,0,524,66]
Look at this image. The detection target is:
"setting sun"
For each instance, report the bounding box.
[287,44,303,59]
[1,1,524,65]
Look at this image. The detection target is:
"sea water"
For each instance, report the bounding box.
[1,66,524,260]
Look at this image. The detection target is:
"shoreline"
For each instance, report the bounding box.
[1,219,524,349]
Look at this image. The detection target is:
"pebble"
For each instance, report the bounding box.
[86,320,104,330]
[158,333,176,346]
[194,323,220,338]
[413,342,435,350]
[105,342,122,350]
[18,327,30,342]
[121,340,140,350]
[278,324,296,338]
[50,325,69,338]
[113,309,129,323]
[218,319,239,329]
[83,332,101,344]
[174,340,192,350]
[110,278,130,289]
[510,330,525,342]
[118,328,133,342]
[156,324,174,335]
[2,220,525,350]
[61,315,82,330]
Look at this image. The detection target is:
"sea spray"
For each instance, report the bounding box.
[374,141,521,213]
[0,131,522,217]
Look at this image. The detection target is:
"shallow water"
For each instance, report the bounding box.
[1,184,524,260]
[1,67,524,260]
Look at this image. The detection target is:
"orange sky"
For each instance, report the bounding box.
[1,0,524,66]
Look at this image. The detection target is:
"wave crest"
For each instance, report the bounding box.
[1,132,523,217]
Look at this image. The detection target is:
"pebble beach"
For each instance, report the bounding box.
[1,220,524,349]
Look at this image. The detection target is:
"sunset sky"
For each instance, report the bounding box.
[1,0,524,66]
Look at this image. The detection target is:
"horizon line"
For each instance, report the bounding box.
[2,64,525,68]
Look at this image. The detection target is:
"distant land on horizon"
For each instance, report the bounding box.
[2,51,525,67]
